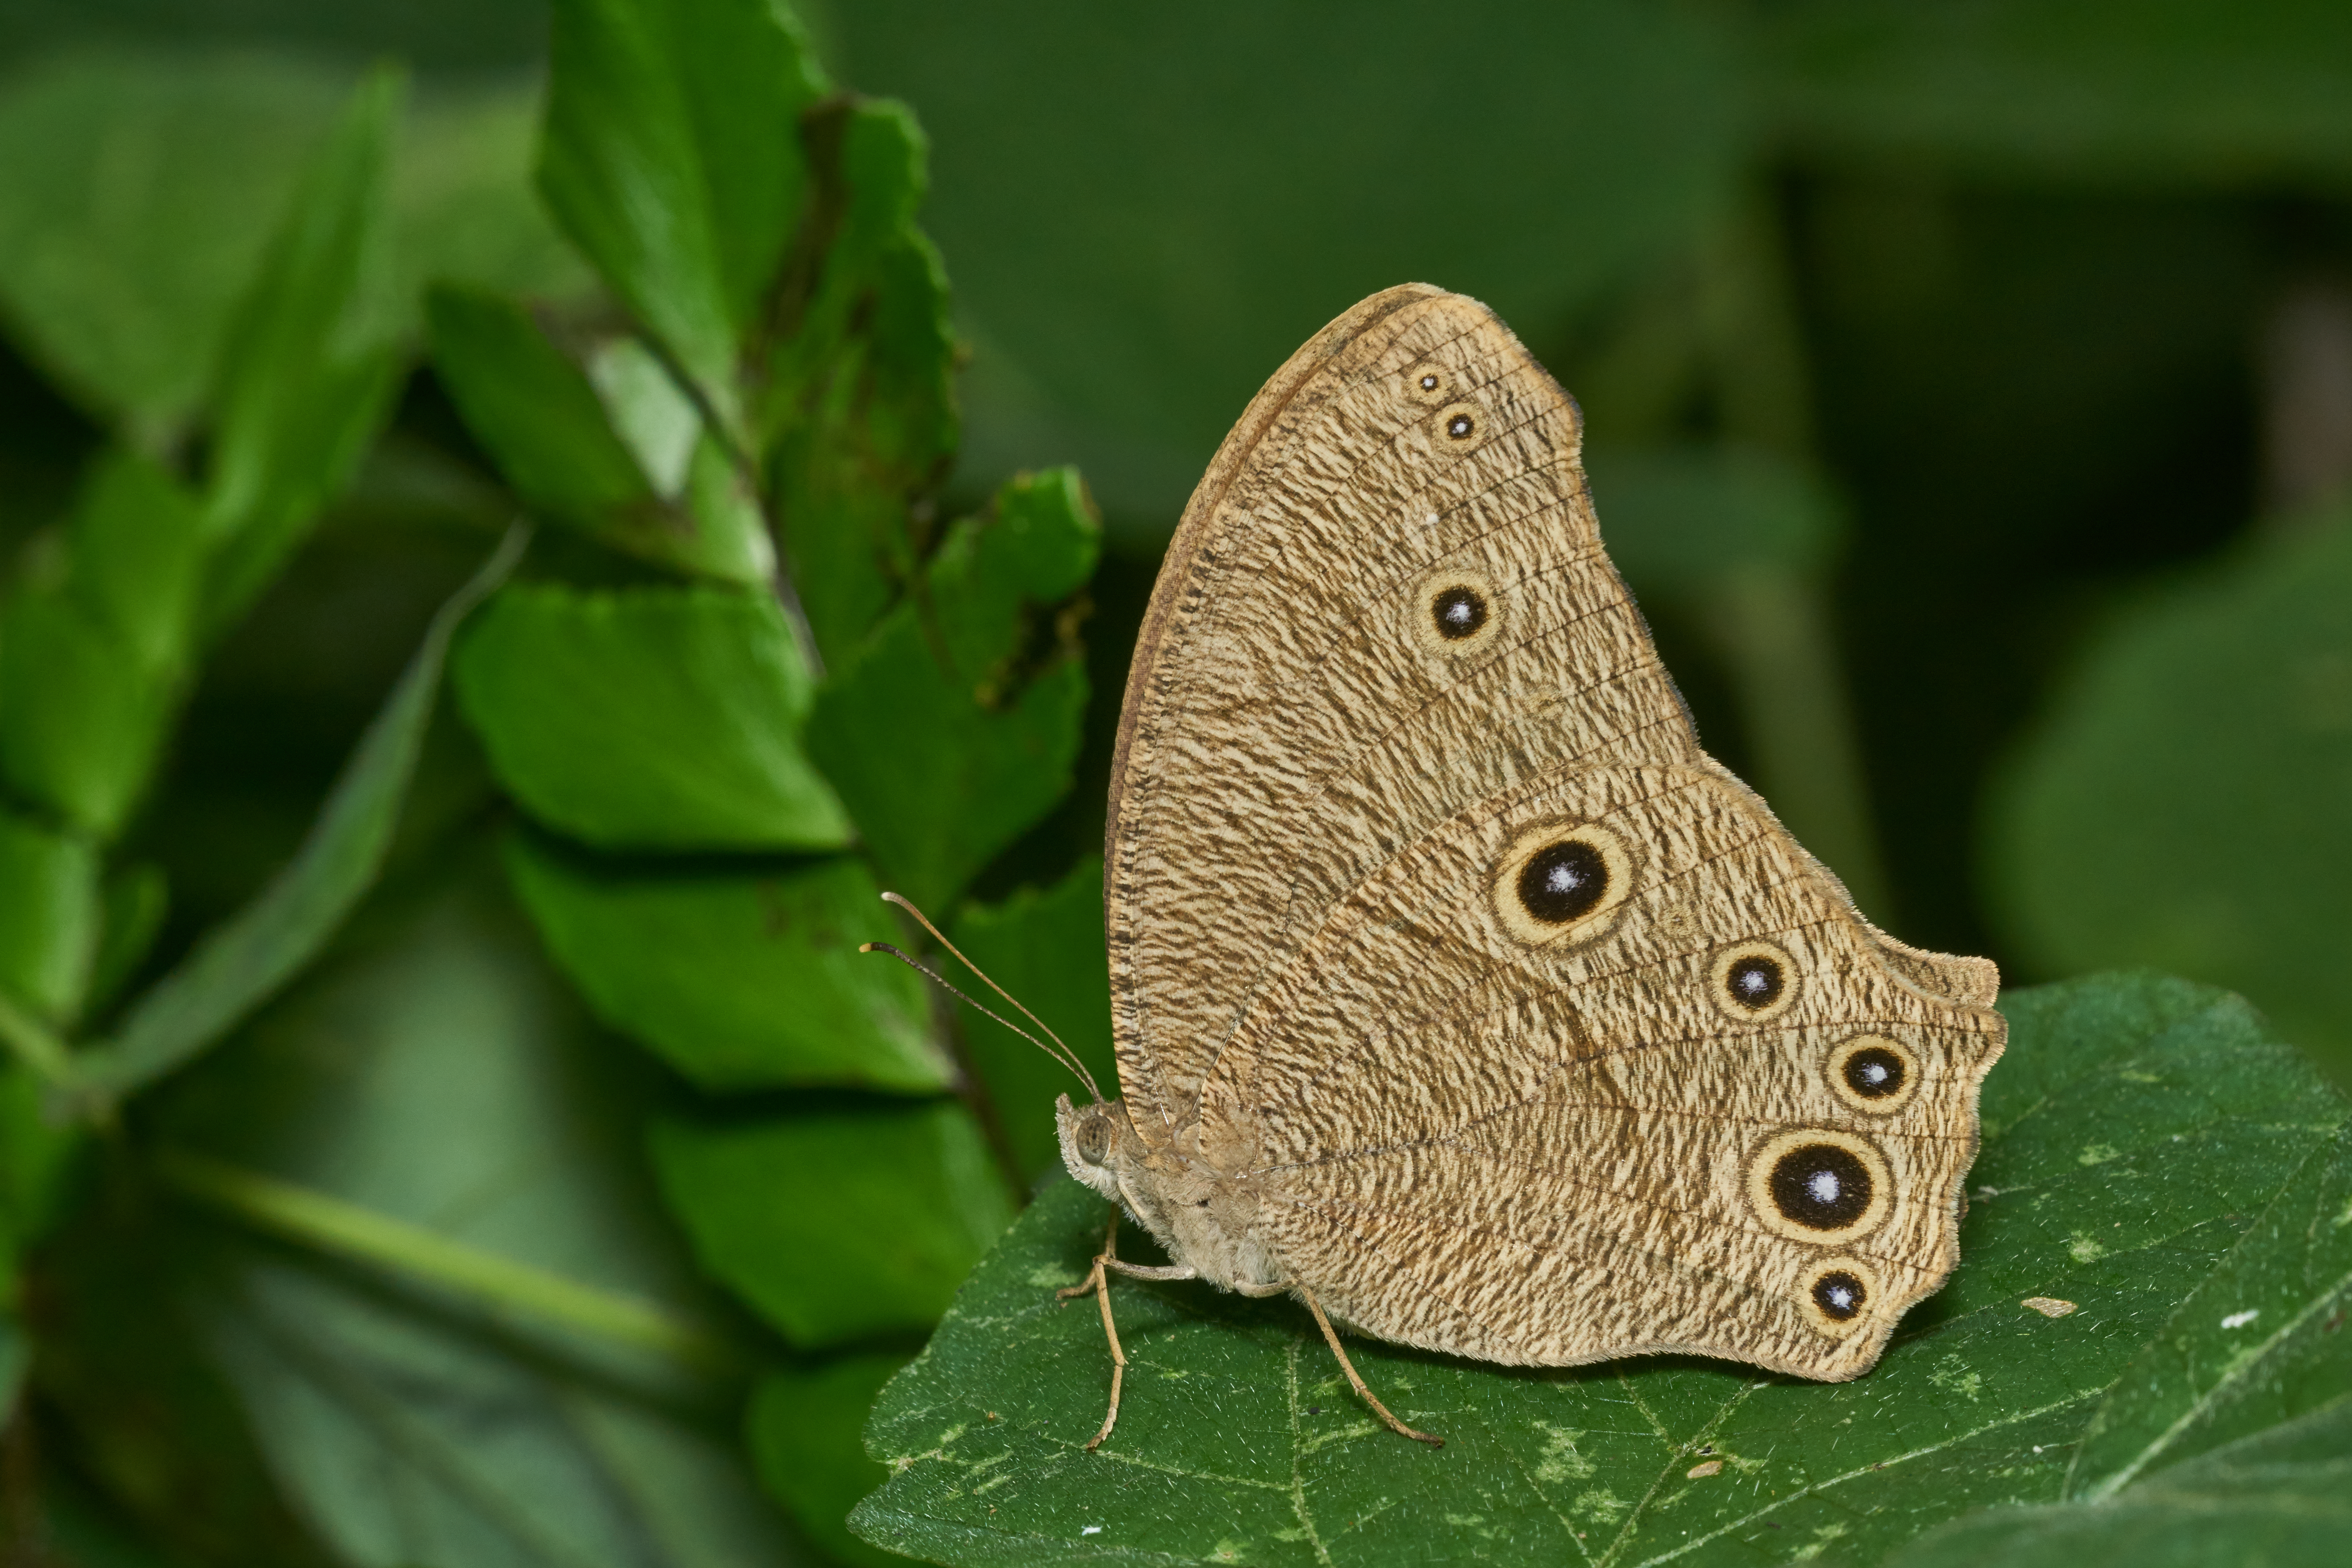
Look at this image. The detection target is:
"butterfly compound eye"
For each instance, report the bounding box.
[1074,1116,1111,1167]
[1747,1129,1891,1244]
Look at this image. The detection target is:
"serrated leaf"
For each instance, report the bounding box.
[749,1355,911,1568]
[200,65,406,635]
[651,1101,1017,1351]
[537,0,829,430]
[454,582,850,852]
[765,98,958,665]
[808,468,1099,909]
[63,529,524,1106]
[503,833,950,1094]
[850,974,2349,1567]
[948,858,1118,1182]
[0,807,99,1024]
[1991,513,2352,1082]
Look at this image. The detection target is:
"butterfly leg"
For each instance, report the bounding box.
[1297,1284,1444,1447]
[1057,1211,1132,1451]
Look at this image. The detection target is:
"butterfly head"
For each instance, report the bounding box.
[1056,1093,1133,1204]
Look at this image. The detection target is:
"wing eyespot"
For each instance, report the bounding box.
[1709,939,1799,1023]
[1402,362,1452,406]
[1407,567,1502,657]
[1428,400,1486,458]
[1799,1257,1881,1337]
[1826,1034,1919,1114]
[1746,1128,1892,1245]
[1491,820,1637,948]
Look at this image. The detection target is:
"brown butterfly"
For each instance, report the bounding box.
[907,285,2006,1450]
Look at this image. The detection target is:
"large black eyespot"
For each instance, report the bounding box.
[1842,1045,1906,1101]
[1724,954,1783,1011]
[1517,840,1609,925]
[1812,1270,1867,1322]
[1769,1143,1873,1231]
[1074,1117,1111,1166]
[1432,585,1487,641]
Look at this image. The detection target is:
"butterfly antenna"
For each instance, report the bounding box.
[863,893,1104,1103]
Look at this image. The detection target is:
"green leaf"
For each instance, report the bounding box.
[748,1355,911,1568]
[1767,0,2352,186]
[948,858,1118,1182]
[0,580,175,839]
[144,852,791,1568]
[765,98,958,665]
[63,528,526,1107]
[504,833,951,1093]
[0,51,347,446]
[808,468,1099,909]
[427,287,777,584]
[651,1100,1017,1351]
[392,80,597,308]
[84,862,168,1020]
[454,582,851,852]
[200,64,406,636]
[537,0,829,427]
[850,974,2349,1567]
[0,1061,80,1256]
[0,807,99,1024]
[65,450,206,676]
[1990,513,2352,1082]
[1888,1400,2352,1568]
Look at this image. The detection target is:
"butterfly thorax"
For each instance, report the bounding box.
[1055,1094,1287,1297]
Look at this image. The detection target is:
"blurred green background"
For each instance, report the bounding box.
[0,2,2347,1565]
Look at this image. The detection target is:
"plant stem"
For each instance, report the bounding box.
[154,1148,736,1372]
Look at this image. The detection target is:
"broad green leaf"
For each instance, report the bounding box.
[65,450,205,676]
[948,857,1118,1182]
[453,582,851,852]
[1887,1399,2352,1568]
[850,975,2348,1566]
[749,1355,911,1568]
[828,0,1742,519]
[0,1061,80,1255]
[0,51,346,446]
[1990,513,2352,1081]
[651,1101,1017,1351]
[537,0,829,427]
[1767,0,2352,186]
[143,854,790,1568]
[0,581,174,839]
[84,863,168,1021]
[200,65,407,636]
[63,529,526,1106]
[809,468,1099,909]
[0,807,98,1024]
[392,80,596,308]
[765,98,958,664]
[427,284,658,522]
[503,834,951,1093]
[429,288,779,585]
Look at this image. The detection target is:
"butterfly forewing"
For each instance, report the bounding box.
[1105,285,2004,1379]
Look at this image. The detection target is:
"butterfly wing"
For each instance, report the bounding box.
[1105,286,2003,1376]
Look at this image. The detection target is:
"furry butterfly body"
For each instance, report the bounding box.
[1052,285,2003,1427]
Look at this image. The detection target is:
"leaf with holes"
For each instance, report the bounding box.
[850,974,2351,1567]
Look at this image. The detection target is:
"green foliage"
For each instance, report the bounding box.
[750,1356,911,1568]
[455,583,850,851]
[653,1105,1018,1350]
[853,975,2349,1567]
[1992,514,2352,1080]
[505,836,949,1093]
